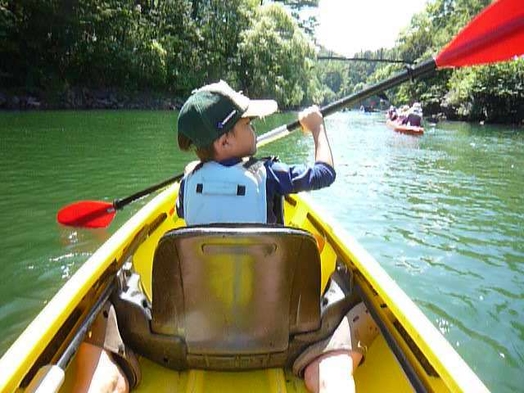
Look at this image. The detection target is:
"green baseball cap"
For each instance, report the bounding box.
[177,80,278,148]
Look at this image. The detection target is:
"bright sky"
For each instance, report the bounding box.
[316,0,429,56]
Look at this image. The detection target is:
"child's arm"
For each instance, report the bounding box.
[298,106,334,168]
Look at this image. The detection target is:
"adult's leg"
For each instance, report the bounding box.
[304,350,361,393]
[295,302,379,393]
[71,301,140,392]
[72,342,128,393]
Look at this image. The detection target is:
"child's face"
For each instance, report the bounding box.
[229,117,257,157]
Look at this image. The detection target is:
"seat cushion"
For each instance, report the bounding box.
[151,224,322,355]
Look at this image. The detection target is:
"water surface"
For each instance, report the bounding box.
[0,110,522,392]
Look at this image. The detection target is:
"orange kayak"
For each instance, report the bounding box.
[386,119,424,135]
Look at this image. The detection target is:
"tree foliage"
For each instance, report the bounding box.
[272,0,319,38]
[0,0,318,106]
[237,3,316,107]
[444,59,524,123]
[0,0,522,122]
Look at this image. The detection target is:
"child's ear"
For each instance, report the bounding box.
[214,133,229,151]
[222,132,233,147]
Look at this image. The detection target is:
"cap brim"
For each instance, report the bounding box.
[242,99,278,118]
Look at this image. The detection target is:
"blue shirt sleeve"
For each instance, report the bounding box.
[266,160,336,195]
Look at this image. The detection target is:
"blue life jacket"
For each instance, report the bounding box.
[183,159,269,225]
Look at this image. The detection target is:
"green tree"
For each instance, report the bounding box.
[189,0,255,83]
[144,0,200,94]
[237,3,316,107]
[445,59,524,123]
[363,0,523,123]
[272,0,319,38]
[1,0,323,104]
[0,0,81,89]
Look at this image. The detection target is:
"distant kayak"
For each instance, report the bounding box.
[386,119,424,135]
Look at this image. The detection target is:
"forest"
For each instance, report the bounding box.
[1,0,522,123]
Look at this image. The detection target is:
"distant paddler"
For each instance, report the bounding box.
[402,102,423,127]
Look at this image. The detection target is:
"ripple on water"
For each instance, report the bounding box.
[1,111,523,391]
[315,113,524,391]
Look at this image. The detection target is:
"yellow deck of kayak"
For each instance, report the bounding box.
[0,183,488,392]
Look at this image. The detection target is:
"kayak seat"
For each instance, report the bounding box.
[113,224,354,371]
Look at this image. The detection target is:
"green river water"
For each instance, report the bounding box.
[0,110,522,392]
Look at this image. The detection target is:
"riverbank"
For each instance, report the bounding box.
[1,87,522,127]
[0,88,184,111]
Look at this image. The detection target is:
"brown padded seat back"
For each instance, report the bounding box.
[151,224,321,355]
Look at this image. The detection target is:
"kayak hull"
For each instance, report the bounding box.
[0,184,488,393]
[387,119,424,135]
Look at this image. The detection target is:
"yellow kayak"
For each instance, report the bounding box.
[0,183,489,393]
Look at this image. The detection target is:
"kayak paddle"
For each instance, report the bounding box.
[57,0,524,229]
[57,175,183,228]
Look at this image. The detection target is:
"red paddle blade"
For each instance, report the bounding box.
[436,0,524,68]
[57,201,116,228]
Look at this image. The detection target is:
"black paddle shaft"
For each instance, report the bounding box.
[113,173,183,210]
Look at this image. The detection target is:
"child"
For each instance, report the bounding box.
[73,81,378,393]
[175,80,336,225]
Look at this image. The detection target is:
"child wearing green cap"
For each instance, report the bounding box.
[175,80,336,226]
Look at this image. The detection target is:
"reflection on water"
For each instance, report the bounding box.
[0,110,522,391]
